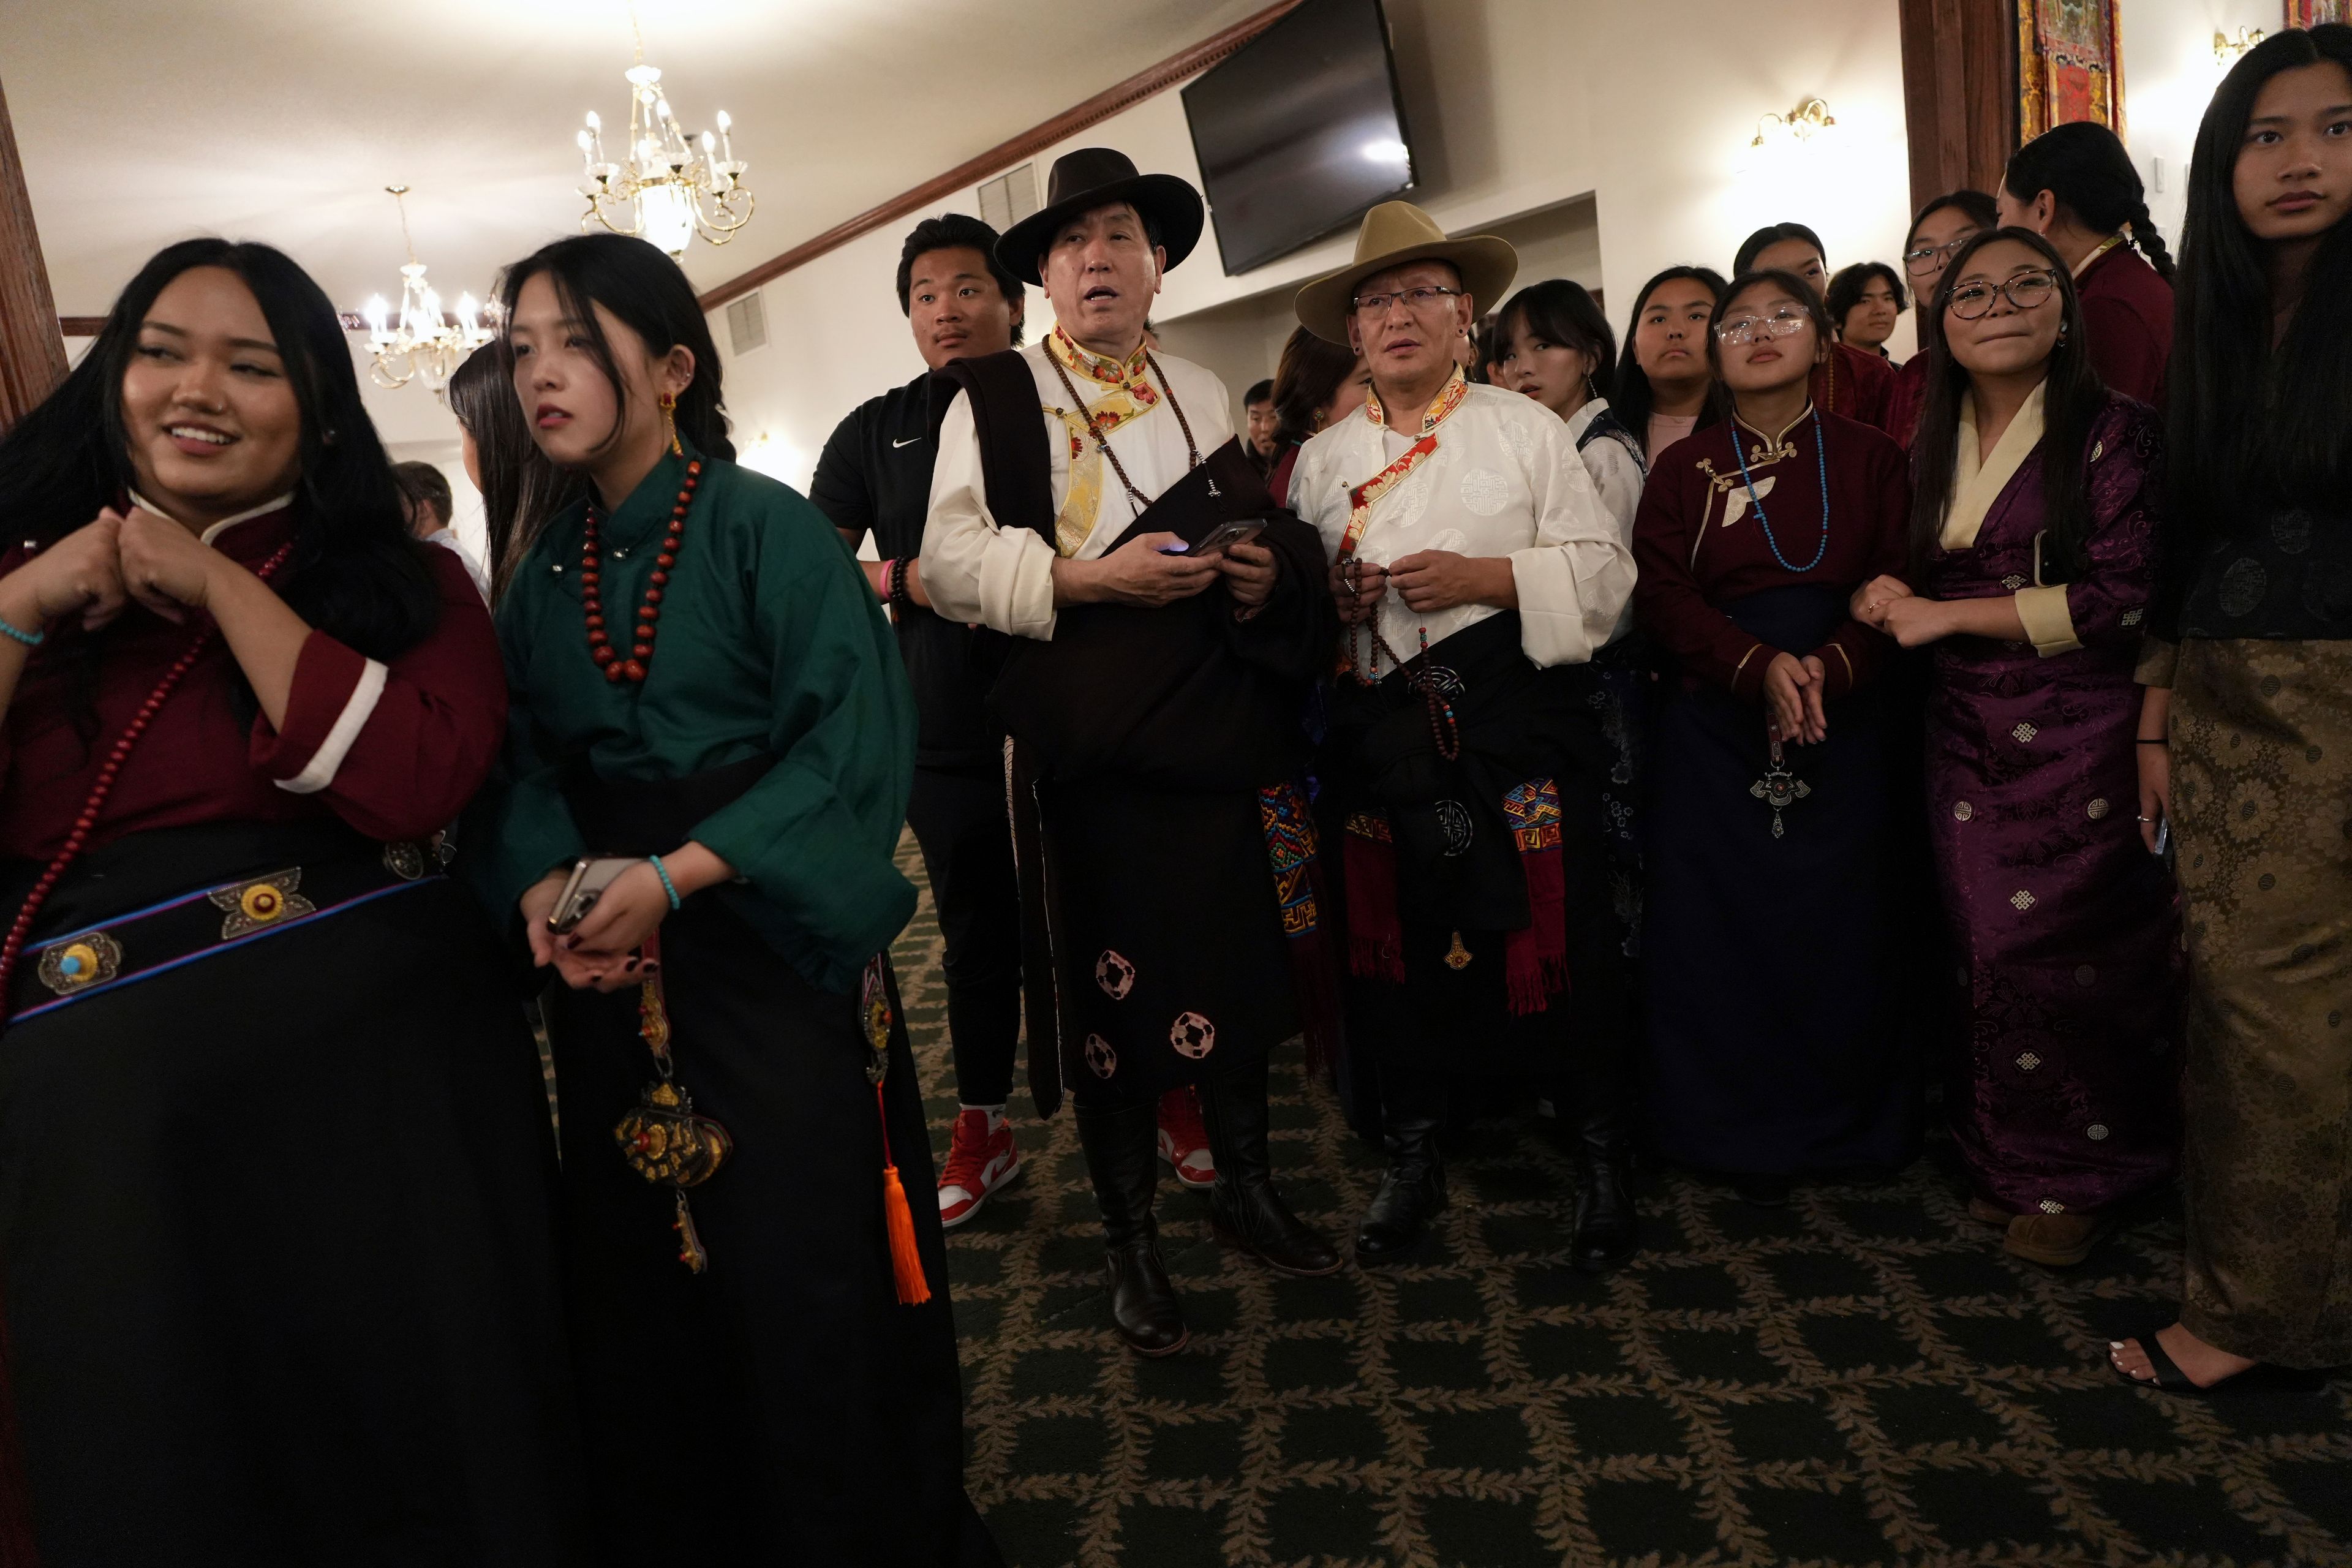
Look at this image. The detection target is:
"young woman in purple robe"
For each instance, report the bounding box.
[1852,228,2182,1268]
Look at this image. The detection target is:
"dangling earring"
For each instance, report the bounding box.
[2056,323,2069,347]
[1584,372,1600,403]
[658,391,683,457]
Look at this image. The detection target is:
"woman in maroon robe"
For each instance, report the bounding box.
[1853,230,2181,1268]
[1998,123,2176,404]
[1634,270,1915,1206]
[1887,190,2000,447]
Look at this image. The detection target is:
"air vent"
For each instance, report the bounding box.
[978,163,1040,233]
[725,290,767,355]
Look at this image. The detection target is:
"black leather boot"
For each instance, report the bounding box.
[1075,1098,1188,1356]
[1354,1070,1448,1265]
[1195,1057,1342,1276]
[1569,1105,1638,1272]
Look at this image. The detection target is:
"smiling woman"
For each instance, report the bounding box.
[0,238,579,1562]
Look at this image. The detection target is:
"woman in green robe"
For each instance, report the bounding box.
[470,233,1000,1564]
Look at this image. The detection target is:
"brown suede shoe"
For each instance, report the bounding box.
[2004,1210,2114,1267]
[1967,1197,2011,1226]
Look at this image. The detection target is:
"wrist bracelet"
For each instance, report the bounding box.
[889,557,915,609]
[0,612,44,649]
[648,853,682,911]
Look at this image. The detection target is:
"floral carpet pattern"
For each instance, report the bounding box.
[890,836,2352,1568]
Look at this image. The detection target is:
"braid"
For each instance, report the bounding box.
[2126,202,2176,282]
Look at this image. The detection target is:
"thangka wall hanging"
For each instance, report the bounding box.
[2017,0,2125,142]
[2285,1,2348,27]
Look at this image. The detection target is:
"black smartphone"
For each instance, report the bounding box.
[1159,519,1265,556]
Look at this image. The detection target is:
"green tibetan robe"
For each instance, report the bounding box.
[472,445,916,993]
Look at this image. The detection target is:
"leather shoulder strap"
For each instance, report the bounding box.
[929,351,1056,546]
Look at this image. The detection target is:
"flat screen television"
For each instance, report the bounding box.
[1181,0,1415,276]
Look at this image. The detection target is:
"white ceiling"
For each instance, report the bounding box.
[5,0,1267,319]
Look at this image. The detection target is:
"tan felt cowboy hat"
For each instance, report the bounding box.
[996,147,1207,287]
[1294,201,1517,345]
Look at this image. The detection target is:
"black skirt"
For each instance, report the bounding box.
[1640,586,1921,1175]
[0,821,581,1566]
[543,888,998,1566]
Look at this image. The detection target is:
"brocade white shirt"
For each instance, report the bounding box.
[921,341,1235,640]
[1288,380,1634,668]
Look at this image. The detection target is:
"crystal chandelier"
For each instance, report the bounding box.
[362,186,494,394]
[575,23,752,258]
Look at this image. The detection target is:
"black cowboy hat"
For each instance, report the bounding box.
[995,148,1205,285]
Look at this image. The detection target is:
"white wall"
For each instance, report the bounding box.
[2117,0,2280,248]
[715,0,1924,479]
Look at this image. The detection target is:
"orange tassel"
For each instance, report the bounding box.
[876,1085,930,1305]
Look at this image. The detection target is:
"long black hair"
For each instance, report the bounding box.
[0,238,437,665]
[2171,24,2352,533]
[1906,228,2106,579]
[1495,279,1617,401]
[445,341,577,604]
[2003,122,2175,281]
[498,232,733,458]
[1613,265,1728,437]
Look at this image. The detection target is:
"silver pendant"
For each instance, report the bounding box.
[1749,736,1811,839]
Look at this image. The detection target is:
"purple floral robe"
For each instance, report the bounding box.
[1922,394,2183,1216]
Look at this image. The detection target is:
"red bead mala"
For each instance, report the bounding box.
[0,541,296,1020]
[583,460,699,684]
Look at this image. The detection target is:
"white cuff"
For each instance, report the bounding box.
[273,658,386,795]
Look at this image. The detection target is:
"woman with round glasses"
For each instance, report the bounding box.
[2113,24,2352,1396]
[1887,191,2000,445]
[1852,228,2180,1269]
[1633,270,1915,1207]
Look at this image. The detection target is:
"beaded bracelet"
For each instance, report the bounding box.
[888,557,915,609]
[0,612,43,649]
[648,853,682,911]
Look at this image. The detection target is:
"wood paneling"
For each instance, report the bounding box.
[695,0,1305,313]
[0,77,69,429]
[1898,0,2019,219]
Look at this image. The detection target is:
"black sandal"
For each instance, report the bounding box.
[2109,1323,2325,1396]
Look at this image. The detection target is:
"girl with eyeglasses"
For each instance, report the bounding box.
[1887,190,2002,445]
[1632,270,1916,1207]
[2111,24,2352,1397]
[1851,227,2182,1270]
[1733,224,1900,436]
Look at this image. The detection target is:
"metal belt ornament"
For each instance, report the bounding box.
[611,930,733,1274]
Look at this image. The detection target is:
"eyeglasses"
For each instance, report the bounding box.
[1352,285,1465,317]
[1714,308,1813,345]
[1947,270,2058,319]
[1902,234,1978,275]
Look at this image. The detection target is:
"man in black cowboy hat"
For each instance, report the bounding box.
[922,148,1342,1358]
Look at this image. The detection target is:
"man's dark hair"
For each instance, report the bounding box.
[1824,262,1909,332]
[392,461,453,529]
[1244,379,1273,406]
[1733,222,1828,280]
[895,213,1027,347]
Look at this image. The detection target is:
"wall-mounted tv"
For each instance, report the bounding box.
[1181,0,1415,276]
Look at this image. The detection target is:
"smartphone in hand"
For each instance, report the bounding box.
[549,855,641,934]
[1158,519,1267,556]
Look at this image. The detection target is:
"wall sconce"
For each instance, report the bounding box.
[2214,26,2264,62]
[1752,96,1838,150]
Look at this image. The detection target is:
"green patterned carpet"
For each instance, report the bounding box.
[889,836,2352,1568]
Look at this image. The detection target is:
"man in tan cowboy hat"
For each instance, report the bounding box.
[922,148,1343,1360]
[1288,200,1642,1270]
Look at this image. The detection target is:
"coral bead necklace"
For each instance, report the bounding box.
[582,459,699,684]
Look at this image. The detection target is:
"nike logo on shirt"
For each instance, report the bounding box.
[893,435,923,448]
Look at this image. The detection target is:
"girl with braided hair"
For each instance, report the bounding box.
[1998,122,2176,404]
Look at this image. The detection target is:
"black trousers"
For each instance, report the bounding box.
[906,762,1024,1108]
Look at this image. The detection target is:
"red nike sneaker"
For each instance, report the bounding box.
[1157,1087,1216,1189]
[938,1108,1022,1228]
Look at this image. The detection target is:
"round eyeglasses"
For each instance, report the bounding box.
[1902,234,1979,275]
[1947,270,2058,320]
[1715,308,1813,346]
